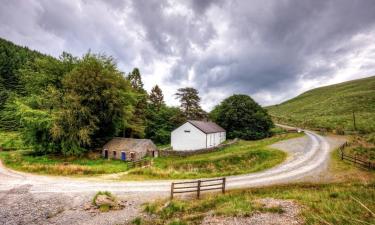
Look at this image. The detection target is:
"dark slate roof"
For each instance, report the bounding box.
[188,120,226,134]
[103,138,156,152]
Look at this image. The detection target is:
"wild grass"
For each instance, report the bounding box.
[0,150,129,175]
[141,182,375,225]
[267,76,375,134]
[139,142,375,225]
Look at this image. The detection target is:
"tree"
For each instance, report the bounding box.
[125,68,148,138]
[127,68,144,91]
[15,53,135,155]
[175,87,206,120]
[210,94,274,140]
[145,105,185,144]
[149,85,164,110]
[50,54,134,155]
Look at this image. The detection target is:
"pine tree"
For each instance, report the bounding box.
[126,68,148,138]
[149,85,164,110]
[175,87,206,120]
[127,68,144,91]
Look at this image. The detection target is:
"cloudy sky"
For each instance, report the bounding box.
[1,0,375,110]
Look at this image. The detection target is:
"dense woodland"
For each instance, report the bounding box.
[0,38,273,155]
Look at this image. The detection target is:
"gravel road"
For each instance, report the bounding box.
[0,127,345,194]
[0,126,346,224]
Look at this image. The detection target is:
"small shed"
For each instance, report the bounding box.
[171,120,226,151]
[102,138,158,161]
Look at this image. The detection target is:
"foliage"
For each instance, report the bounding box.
[210,94,274,140]
[126,68,148,138]
[0,37,51,129]
[175,87,206,120]
[149,85,164,109]
[11,53,134,155]
[145,105,185,144]
[51,54,134,154]
[0,131,27,149]
[267,76,375,133]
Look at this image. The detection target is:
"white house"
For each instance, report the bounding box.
[171,120,226,151]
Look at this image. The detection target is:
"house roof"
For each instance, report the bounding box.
[188,120,226,134]
[103,138,156,152]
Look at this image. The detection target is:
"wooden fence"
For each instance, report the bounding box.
[127,159,151,169]
[171,177,226,199]
[339,142,374,169]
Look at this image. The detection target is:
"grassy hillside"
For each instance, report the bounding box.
[267,76,375,133]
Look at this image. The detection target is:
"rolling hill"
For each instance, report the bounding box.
[267,76,375,133]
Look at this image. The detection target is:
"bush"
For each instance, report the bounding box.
[210,94,274,140]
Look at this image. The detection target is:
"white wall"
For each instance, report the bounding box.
[206,132,226,148]
[171,122,207,151]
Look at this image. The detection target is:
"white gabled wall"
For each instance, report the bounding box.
[206,132,226,148]
[171,122,207,151]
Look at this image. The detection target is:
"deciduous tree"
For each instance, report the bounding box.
[210,94,273,140]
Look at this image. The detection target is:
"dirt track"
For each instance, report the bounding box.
[0,127,346,224]
[0,128,346,194]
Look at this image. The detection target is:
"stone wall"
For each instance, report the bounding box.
[159,138,238,157]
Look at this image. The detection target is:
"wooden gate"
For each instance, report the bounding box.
[171,177,226,199]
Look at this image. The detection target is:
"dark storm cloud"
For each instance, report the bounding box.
[157,0,375,107]
[1,0,375,108]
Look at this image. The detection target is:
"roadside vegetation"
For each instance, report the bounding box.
[137,146,375,225]
[140,182,374,225]
[267,76,375,134]
[0,133,301,177]
[0,150,129,175]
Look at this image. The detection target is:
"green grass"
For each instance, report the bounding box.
[119,133,302,180]
[142,182,375,225]
[0,150,130,175]
[0,130,28,150]
[0,133,301,178]
[140,140,375,225]
[267,76,375,133]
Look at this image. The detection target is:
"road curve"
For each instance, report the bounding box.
[0,127,331,195]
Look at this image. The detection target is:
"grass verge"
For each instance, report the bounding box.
[0,150,129,175]
[141,182,375,225]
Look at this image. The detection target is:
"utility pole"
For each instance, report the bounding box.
[352,110,357,131]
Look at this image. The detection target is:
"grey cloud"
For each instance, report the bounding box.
[1,0,375,109]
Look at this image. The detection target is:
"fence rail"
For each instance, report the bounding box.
[128,159,151,169]
[171,177,226,199]
[339,142,374,169]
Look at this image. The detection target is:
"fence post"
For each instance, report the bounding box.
[222,177,226,194]
[171,182,174,199]
[197,180,201,199]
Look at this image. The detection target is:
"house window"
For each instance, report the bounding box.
[184,130,190,133]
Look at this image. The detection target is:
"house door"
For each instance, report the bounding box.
[104,150,108,159]
[130,152,135,161]
[121,152,126,161]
